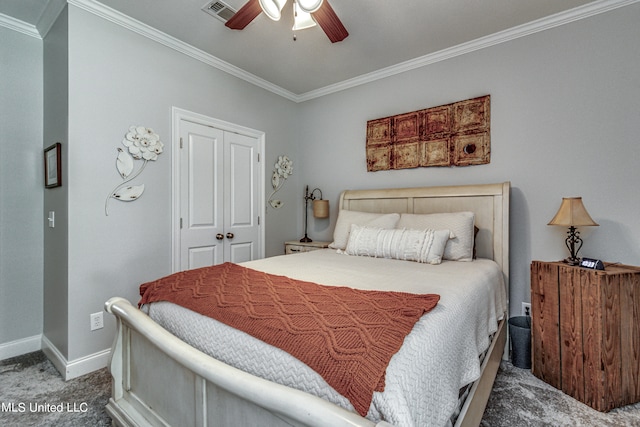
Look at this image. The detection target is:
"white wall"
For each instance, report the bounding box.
[61,6,299,362]
[0,26,44,357]
[296,3,640,315]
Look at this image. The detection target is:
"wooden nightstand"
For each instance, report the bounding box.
[530,260,640,411]
[284,241,331,255]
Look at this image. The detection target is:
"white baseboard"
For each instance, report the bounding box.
[41,335,111,380]
[0,335,42,361]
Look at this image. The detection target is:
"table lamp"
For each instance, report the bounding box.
[547,197,598,265]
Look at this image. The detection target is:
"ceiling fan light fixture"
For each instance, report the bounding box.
[297,0,323,14]
[259,0,287,21]
[292,1,317,30]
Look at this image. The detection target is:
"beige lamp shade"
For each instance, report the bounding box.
[312,199,329,218]
[548,197,599,227]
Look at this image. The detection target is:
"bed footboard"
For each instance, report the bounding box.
[104,297,392,427]
[105,297,504,427]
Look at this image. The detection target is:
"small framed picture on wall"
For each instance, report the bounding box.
[44,142,62,188]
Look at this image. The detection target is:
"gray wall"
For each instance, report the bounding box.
[43,5,70,359]
[0,26,44,352]
[296,3,640,315]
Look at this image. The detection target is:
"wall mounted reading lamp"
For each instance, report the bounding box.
[300,185,329,242]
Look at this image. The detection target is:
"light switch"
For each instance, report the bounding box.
[48,211,55,228]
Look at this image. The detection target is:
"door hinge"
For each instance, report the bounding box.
[180,137,183,149]
[258,216,260,225]
[180,218,183,229]
[257,153,260,162]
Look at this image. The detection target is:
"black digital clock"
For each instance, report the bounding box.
[579,257,605,270]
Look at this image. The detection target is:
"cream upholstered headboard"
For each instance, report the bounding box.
[338,182,510,288]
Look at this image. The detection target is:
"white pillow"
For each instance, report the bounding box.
[344,225,451,264]
[329,210,400,250]
[397,212,475,261]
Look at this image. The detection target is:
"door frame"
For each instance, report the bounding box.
[171,107,265,272]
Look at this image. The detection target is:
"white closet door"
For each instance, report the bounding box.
[179,120,225,271]
[177,119,261,271]
[224,132,260,264]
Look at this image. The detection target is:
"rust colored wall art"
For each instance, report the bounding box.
[366,95,490,171]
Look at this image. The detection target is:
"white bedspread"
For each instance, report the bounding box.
[146,249,506,427]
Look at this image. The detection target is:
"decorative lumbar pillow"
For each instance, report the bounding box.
[397,212,475,261]
[329,210,400,250]
[344,225,452,264]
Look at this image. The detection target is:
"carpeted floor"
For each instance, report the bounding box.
[0,352,111,427]
[481,362,640,427]
[1,351,639,426]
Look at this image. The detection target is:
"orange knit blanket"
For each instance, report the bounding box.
[139,262,439,416]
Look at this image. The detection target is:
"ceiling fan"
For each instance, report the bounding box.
[225,0,348,43]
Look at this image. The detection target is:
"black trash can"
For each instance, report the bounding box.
[509,316,531,369]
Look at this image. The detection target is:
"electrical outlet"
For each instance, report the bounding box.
[90,312,104,331]
[521,302,531,317]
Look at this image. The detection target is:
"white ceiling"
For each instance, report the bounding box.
[1,0,623,98]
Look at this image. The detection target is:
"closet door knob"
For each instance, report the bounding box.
[216,234,224,240]
[226,232,234,239]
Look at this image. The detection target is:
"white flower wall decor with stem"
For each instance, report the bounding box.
[105,126,164,216]
[268,155,293,209]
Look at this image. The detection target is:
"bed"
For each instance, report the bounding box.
[105,181,510,427]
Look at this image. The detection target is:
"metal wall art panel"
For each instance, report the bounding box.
[366,95,490,171]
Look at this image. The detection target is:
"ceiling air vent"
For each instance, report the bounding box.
[202,0,237,23]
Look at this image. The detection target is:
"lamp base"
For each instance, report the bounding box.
[563,226,583,267]
[564,257,580,266]
[300,236,312,243]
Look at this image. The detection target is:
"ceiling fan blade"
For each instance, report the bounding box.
[312,1,348,43]
[225,0,263,30]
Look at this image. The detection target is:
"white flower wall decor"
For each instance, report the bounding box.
[268,155,293,209]
[105,126,164,216]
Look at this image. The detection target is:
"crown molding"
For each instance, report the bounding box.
[0,0,65,39]
[0,13,40,38]
[68,0,299,102]
[297,0,640,102]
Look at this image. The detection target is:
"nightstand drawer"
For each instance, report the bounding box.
[284,241,330,255]
[285,244,314,254]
